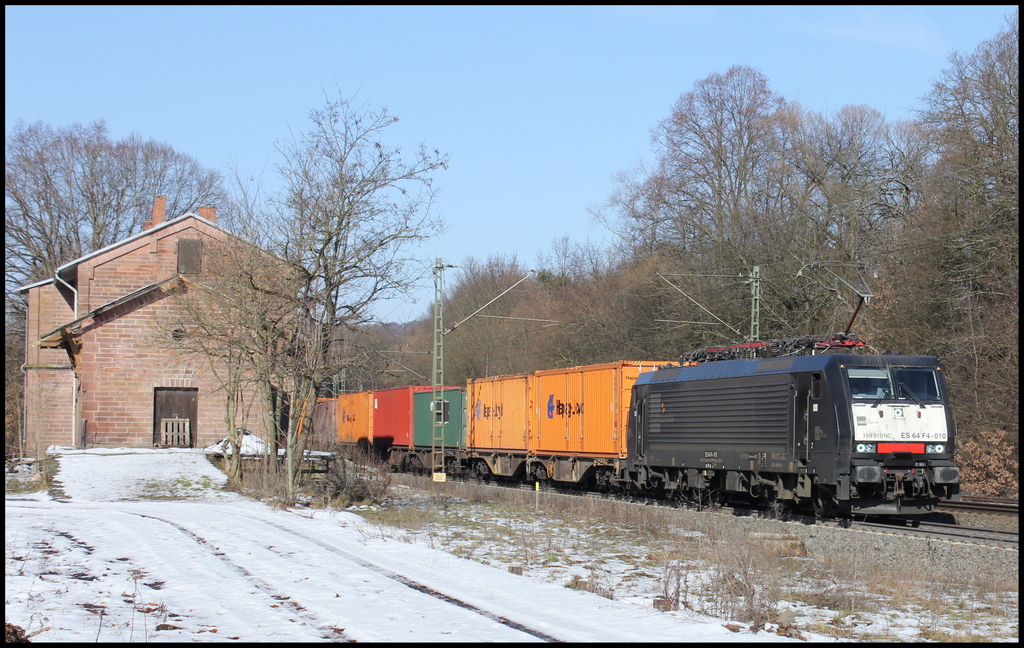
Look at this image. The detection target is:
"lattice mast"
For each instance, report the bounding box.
[430,259,447,481]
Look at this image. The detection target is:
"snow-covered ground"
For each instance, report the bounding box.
[6,448,824,643]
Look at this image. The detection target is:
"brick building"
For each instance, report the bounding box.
[18,197,267,455]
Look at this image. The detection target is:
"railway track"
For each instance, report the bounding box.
[850,517,1018,548]
[936,495,1018,516]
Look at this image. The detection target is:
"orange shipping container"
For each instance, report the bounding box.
[336,391,374,447]
[530,361,671,457]
[466,373,530,452]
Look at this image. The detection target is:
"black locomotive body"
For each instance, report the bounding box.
[623,354,961,515]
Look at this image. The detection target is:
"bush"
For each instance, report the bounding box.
[309,445,392,508]
[957,429,1018,497]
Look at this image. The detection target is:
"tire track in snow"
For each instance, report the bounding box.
[7,501,350,642]
[11,499,552,642]
[163,504,561,642]
[125,510,352,641]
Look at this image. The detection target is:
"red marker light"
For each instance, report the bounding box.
[878,443,925,453]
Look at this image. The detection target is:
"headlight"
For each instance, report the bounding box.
[855,443,876,453]
[925,444,946,454]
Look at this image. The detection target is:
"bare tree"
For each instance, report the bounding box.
[595,67,806,345]
[160,236,294,484]
[236,94,449,499]
[653,66,788,257]
[5,323,25,456]
[590,164,675,260]
[880,11,1018,447]
[5,120,227,288]
[593,65,942,348]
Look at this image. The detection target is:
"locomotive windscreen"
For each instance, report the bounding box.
[846,366,942,402]
[892,368,942,401]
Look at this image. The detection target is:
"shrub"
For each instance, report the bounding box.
[308,445,392,507]
[957,429,1018,497]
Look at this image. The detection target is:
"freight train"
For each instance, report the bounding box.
[314,347,960,517]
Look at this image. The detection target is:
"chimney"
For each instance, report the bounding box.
[152,196,167,224]
[198,206,217,223]
[143,196,167,230]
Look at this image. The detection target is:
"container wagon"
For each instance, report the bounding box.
[388,387,466,473]
[466,361,672,488]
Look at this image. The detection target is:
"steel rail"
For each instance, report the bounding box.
[937,495,1018,516]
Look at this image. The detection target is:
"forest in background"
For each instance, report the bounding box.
[6,14,1016,495]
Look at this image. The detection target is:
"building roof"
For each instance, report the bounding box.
[55,213,231,286]
[36,275,183,348]
[17,277,55,293]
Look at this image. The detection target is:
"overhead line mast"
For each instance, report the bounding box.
[429,261,538,481]
[748,265,760,341]
[431,258,451,481]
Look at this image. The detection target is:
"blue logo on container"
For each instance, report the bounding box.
[475,399,482,420]
[547,396,583,419]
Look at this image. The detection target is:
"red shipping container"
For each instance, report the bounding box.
[372,386,434,449]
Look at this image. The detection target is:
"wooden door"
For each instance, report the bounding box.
[153,388,198,447]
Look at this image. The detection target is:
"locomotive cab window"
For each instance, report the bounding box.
[811,372,822,399]
[892,368,941,402]
[846,368,892,400]
[846,366,942,402]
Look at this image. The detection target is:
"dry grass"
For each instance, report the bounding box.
[213,444,392,509]
[5,456,61,497]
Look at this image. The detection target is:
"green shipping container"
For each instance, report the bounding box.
[412,388,466,449]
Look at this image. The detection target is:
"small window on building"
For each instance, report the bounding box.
[177,239,203,274]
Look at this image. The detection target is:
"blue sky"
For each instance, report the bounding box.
[5,6,1016,323]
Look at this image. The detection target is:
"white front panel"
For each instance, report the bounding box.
[852,403,948,442]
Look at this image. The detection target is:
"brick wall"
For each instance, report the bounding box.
[21,282,76,455]
[76,285,265,448]
[22,368,75,456]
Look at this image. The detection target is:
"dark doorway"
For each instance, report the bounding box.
[153,388,198,447]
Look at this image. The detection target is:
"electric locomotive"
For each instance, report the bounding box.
[623,351,961,516]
